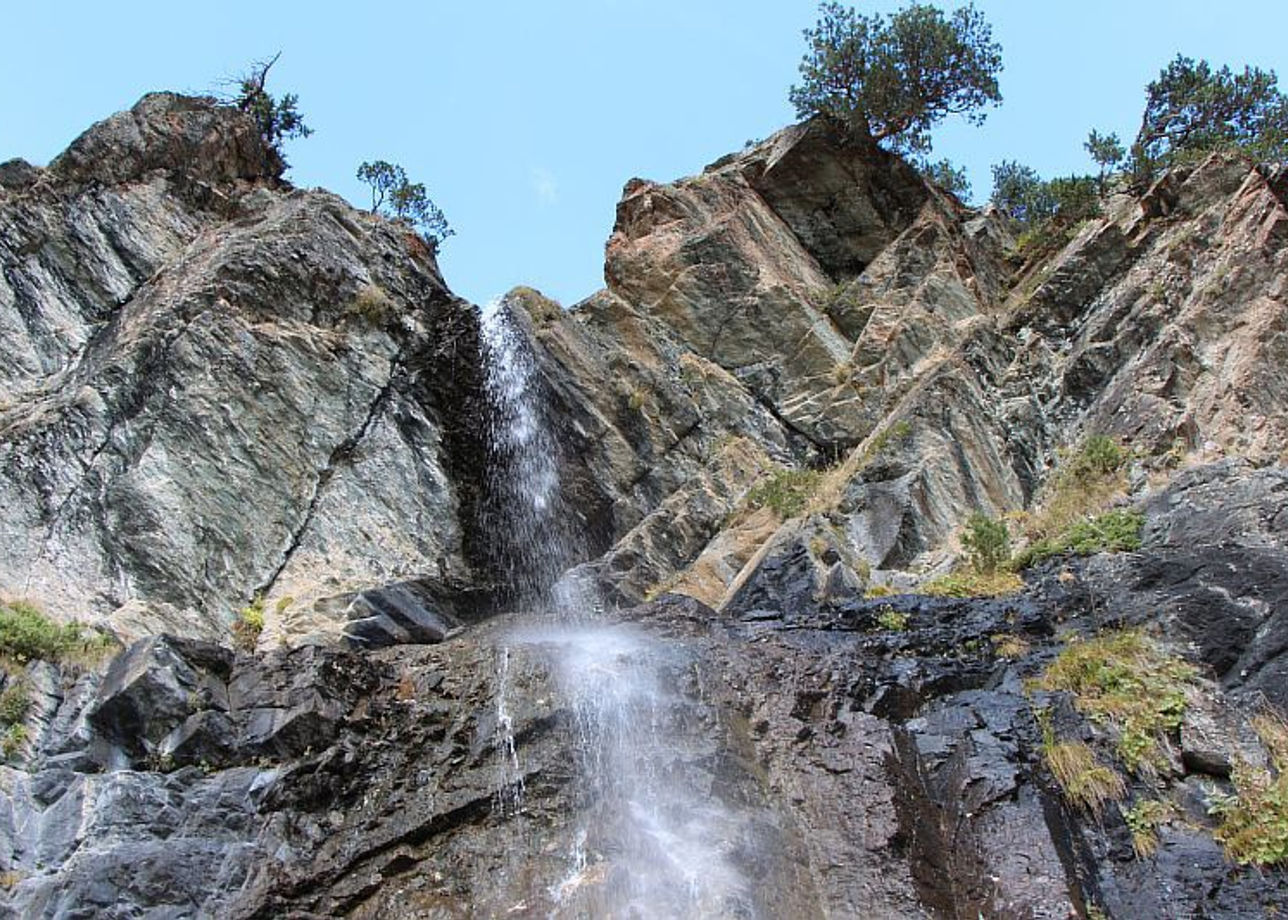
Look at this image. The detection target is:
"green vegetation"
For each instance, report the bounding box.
[232,596,266,652]
[0,600,111,666]
[918,157,972,200]
[961,513,1010,574]
[0,681,29,726]
[991,161,1102,257]
[1037,630,1197,778]
[1209,713,1288,866]
[2,723,27,761]
[1014,509,1144,569]
[921,570,1023,598]
[231,53,311,164]
[789,1,1002,155]
[1125,798,1172,858]
[357,160,454,249]
[875,606,909,631]
[0,679,29,763]
[1132,55,1288,181]
[1084,129,1126,191]
[745,468,824,520]
[916,511,1022,597]
[1043,738,1126,815]
[1012,436,1140,569]
[1069,434,1124,478]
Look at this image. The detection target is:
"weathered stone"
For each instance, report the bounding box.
[5,89,1288,920]
[0,94,488,647]
[337,579,467,649]
[85,636,231,760]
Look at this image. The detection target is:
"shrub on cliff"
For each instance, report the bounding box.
[991,161,1102,256]
[0,600,112,666]
[918,157,972,200]
[789,1,1002,155]
[232,53,312,165]
[357,160,454,250]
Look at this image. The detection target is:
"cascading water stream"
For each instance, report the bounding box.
[478,296,754,918]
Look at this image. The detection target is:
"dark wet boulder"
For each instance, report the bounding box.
[339,579,467,649]
[85,636,233,762]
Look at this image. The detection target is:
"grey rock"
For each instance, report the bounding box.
[1,93,489,647]
[86,636,231,760]
[339,578,467,649]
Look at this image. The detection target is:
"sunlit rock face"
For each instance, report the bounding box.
[4,91,1288,920]
[0,93,489,647]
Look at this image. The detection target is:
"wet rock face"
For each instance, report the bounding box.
[0,93,491,645]
[7,463,1287,918]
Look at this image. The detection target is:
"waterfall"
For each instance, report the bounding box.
[479,296,575,606]
[478,296,754,918]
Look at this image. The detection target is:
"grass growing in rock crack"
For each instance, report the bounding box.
[1125,798,1172,858]
[0,678,32,763]
[1043,737,1126,815]
[874,606,909,631]
[232,596,267,652]
[1013,509,1144,569]
[1209,711,1288,866]
[348,283,396,325]
[1,723,28,761]
[745,468,824,519]
[1012,435,1140,569]
[807,419,914,514]
[921,570,1024,597]
[0,681,30,726]
[1036,629,1198,778]
[992,633,1031,659]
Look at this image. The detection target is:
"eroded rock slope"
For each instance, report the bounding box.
[3,94,1288,919]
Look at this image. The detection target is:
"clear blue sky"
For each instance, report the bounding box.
[3,1,1286,306]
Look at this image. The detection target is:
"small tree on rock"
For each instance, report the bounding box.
[357,160,454,250]
[1084,129,1125,191]
[918,157,972,200]
[789,1,1003,155]
[962,513,1010,574]
[990,161,1055,223]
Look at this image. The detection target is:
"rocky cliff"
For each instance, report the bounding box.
[0,93,492,648]
[3,95,1288,918]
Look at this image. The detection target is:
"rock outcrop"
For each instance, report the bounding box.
[517,126,1288,606]
[0,93,489,646]
[4,93,1288,919]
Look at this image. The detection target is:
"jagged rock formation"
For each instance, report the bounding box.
[516,122,1288,606]
[3,95,1288,918]
[4,460,1288,917]
[0,93,489,646]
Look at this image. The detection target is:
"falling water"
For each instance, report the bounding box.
[479,296,575,606]
[479,295,754,918]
